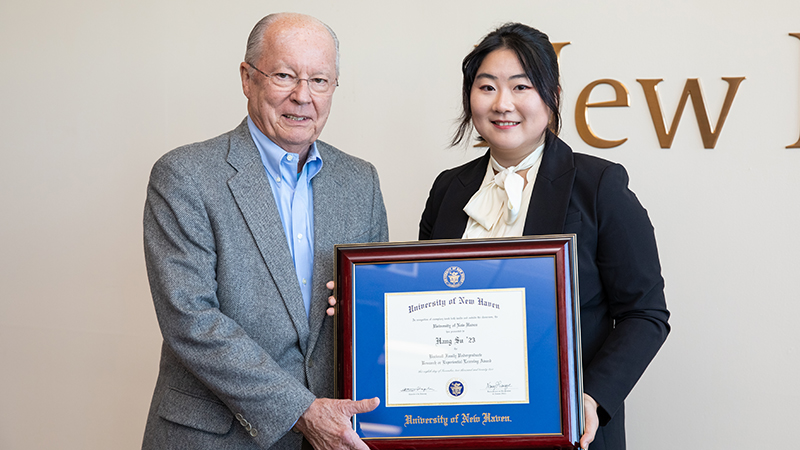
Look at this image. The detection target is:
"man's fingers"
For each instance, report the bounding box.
[300,398,379,450]
[347,397,380,415]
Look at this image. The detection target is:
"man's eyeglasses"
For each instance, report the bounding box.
[247,62,338,95]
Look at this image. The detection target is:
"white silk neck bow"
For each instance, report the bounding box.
[463,144,544,233]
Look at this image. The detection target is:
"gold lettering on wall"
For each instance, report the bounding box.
[575,79,630,148]
[637,77,745,149]
[470,35,800,150]
[788,33,800,149]
[552,42,571,62]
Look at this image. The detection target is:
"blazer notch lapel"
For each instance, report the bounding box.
[227,124,311,351]
[305,143,341,357]
[431,152,489,239]
[524,136,576,235]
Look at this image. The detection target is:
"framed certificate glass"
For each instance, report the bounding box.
[335,235,583,450]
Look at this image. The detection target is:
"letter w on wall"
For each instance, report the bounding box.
[638,77,745,148]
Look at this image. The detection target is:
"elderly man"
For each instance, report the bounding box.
[141,13,388,450]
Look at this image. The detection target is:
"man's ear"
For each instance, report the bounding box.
[240,62,252,98]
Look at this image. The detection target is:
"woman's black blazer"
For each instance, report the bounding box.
[419,132,671,450]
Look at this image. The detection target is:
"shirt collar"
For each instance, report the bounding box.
[246,116,322,181]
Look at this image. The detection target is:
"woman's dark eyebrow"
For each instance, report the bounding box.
[475,73,529,81]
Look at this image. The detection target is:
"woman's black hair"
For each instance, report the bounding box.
[452,23,561,146]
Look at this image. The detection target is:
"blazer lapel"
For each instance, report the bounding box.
[225,120,311,353]
[432,152,489,239]
[523,134,576,236]
[305,143,342,358]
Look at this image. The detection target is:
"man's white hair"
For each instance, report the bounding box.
[244,13,340,77]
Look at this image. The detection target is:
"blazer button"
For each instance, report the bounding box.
[236,413,244,421]
[308,359,314,368]
[245,424,252,432]
[250,428,259,437]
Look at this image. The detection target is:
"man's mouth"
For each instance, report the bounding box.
[284,114,310,122]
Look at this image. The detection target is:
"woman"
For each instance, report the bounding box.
[419,23,670,450]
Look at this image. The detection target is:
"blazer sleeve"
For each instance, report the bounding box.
[144,157,315,449]
[581,163,671,424]
[419,170,448,240]
[370,163,390,242]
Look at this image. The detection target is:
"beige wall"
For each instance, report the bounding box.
[1,0,798,448]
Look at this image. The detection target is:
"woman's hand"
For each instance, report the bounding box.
[579,393,599,449]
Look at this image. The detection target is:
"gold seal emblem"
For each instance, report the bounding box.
[447,379,465,398]
[443,266,465,288]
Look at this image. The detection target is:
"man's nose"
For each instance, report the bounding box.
[290,79,314,103]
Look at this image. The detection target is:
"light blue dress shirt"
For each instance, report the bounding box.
[247,116,323,317]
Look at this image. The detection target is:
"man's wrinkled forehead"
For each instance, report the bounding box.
[258,13,339,75]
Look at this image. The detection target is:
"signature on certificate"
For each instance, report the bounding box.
[400,386,436,395]
[485,381,513,394]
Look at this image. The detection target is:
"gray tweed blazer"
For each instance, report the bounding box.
[141,119,388,450]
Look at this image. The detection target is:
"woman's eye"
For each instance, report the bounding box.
[479,85,496,91]
[515,84,532,91]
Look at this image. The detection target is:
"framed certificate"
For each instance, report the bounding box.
[334,235,583,450]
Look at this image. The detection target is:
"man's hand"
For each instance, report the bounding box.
[326,280,336,316]
[294,397,379,450]
[579,393,599,449]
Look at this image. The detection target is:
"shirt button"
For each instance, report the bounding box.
[275,177,281,183]
[297,233,303,240]
[302,278,307,285]
[287,155,294,161]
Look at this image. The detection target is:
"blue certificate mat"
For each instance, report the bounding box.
[335,236,583,450]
